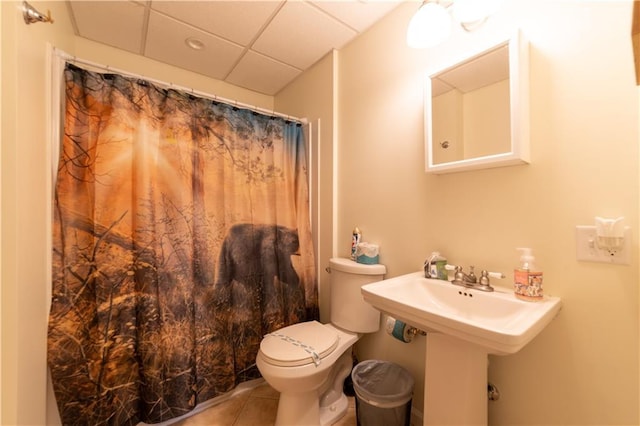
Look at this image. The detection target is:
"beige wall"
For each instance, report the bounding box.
[433,89,464,163]
[2,2,76,424]
[2,1,639,425]
[338,1,638,425]
[463,79,510,158]
[432,79,510,163]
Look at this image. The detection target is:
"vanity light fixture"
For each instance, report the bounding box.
[185,37,205,51]
[406,1,452,49]
[406,0,501,49]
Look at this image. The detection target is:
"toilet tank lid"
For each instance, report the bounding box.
[329,257,386,275]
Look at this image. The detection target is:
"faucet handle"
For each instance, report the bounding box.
[486,271,505,280]
[477,270,505,292]
[477,270,494,291]
[444,265,463,282]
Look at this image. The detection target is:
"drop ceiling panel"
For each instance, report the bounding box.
[69,1,146,54]
[431,78,454,97]
[252,1,357,70]
[311,0,400,32]
[150,1,282,46]
[227,51,301,95]
[145,11,244,80]
[67,0,402,95]
[439,45,509,93]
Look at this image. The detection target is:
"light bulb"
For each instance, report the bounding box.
[406,2,452,49]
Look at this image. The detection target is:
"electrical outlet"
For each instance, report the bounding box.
[575,225,631,265]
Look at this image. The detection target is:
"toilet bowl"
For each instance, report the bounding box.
[256,258,386,426]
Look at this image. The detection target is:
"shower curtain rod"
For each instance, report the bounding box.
[54,48,307,125]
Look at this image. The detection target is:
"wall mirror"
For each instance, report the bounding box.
[425,31,530,174]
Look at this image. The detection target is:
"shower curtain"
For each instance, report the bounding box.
[47,64,317,425]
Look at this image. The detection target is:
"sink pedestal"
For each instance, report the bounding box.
[360,272,562,425]
[425,333,488,426]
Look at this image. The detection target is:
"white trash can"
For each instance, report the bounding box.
[351,360,414,426]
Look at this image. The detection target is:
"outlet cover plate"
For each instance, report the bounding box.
[575,225,631,265]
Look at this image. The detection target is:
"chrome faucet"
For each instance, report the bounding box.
[452,265,477,286]
[451,265,504,292]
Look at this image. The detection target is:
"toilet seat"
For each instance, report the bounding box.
[260,321,339,367]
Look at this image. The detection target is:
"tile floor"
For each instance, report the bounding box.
[171,381,357,426]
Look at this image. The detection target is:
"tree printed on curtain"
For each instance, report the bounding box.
[47,64,317,425]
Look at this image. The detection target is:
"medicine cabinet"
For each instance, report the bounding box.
[425,31,530,174]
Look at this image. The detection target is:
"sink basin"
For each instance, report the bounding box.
[361,272,562,355]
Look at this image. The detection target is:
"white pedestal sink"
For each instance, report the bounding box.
[361,272,562,426]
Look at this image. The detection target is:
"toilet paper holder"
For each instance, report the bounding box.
[385,316,426,343]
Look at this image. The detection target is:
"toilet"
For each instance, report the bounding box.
[256,257,386,426]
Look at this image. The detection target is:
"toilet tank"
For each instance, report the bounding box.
[329,257,386,333]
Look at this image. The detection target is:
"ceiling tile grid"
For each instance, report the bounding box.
[67,0,402,95]
[150,1,282,46]
[251,1,357,70]
[145,11,245,80]
[226,50,302,95]
[69,1,147,54]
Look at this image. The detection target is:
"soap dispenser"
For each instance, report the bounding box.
[426,251,448,280]
[514,248,543,301]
